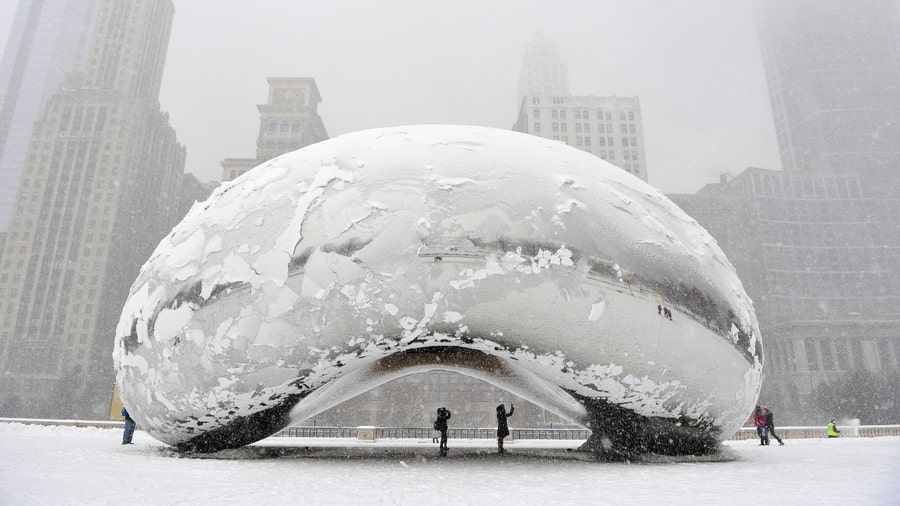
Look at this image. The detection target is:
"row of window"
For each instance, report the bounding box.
[266,119,303,135]
[768,337,898,374]
[748,172,864,200]
[535,122,638,136]
[530,97,639,120]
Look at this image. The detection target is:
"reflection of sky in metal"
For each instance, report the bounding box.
[114,125,762,449]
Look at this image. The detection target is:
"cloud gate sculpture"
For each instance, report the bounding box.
[113,125,762,457]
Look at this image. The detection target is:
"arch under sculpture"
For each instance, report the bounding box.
[113,125,762,457]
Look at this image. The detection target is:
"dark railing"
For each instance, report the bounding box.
[272,426,592,440]
[276,426,358,438]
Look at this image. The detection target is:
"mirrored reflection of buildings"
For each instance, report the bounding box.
[221,77,328,182]
[670,0,900,423]
[305,371,571,429]
[0,0,204,419]
[0,0,98,236]
[512,31,649,182]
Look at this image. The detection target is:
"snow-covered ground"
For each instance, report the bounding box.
[1,422,898,505]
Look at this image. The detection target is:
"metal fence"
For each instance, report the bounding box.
[276,425,900,440]
[272,426,592,440]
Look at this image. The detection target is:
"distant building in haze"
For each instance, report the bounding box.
[0,0,195,419]
[0,0,98,233]
[221,77,328,182]
[515,29,569,107]
[756,0,900,175]
[669,0,900,423]
[512,32,649,182]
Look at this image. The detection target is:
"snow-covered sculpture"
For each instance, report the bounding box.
[113,125,762,456]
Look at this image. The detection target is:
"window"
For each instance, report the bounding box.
[621,124,628,134]
[598,137,606,147]
[597,111,604,120]
[575,124,582,133]
[576,137,583,146]
[628,111,635,120]
[532,97,540,104]
[560,110,567,119]
[607,137,614,146]
[632,151,638,160]
[605,112,612,120]
[552,110,559,119]
[533,109,540,119]
[598,124,605,133]
[620,111,626,120]
[629,125,636,134]
[622,138,629,147]
[560,123,567,132]
[552,123,559,132]
[574,110,581,119]
[624,151,631,160]
[534,122,541,132]
[583,123,590,133]
[267,119,277,132]
[584,137,591,146]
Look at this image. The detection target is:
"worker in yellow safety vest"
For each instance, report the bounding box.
[826,419,841,438]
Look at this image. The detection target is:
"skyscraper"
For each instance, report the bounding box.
[0,0,98,233]
[515,29,569,107]
[221,77,328,182]
[0,0,189,419]
[757,0,900,175]
[512,32,649,182]
[670,0,900,422]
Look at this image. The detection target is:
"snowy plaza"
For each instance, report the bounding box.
[1,422,898,505]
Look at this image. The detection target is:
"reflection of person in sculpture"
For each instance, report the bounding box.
[496,403,515,453]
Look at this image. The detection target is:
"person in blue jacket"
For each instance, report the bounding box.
[121,407,135,444]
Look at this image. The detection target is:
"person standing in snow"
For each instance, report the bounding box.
[763,405,784,445]
[434,407,451,455]
[753,405,768,445]
[827,419,841,438]
[496,403,515,453]
[121,407,136,445]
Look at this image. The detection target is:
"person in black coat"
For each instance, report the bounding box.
[764,405,784,446]
[434,407,451,454]
[496,403,515,453]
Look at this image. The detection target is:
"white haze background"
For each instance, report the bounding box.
[1,423,899,505]
[0,0,785,194]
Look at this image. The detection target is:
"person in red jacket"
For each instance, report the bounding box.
[753,405,768,446]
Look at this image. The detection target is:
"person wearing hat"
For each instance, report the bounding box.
[827,419,841,438]
[763,405,784,445]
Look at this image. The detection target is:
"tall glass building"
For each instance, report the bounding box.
[0,0,98,232]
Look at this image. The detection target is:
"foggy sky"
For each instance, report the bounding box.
[0,0,782,194]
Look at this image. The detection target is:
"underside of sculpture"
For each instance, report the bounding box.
[113,125,763,457]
